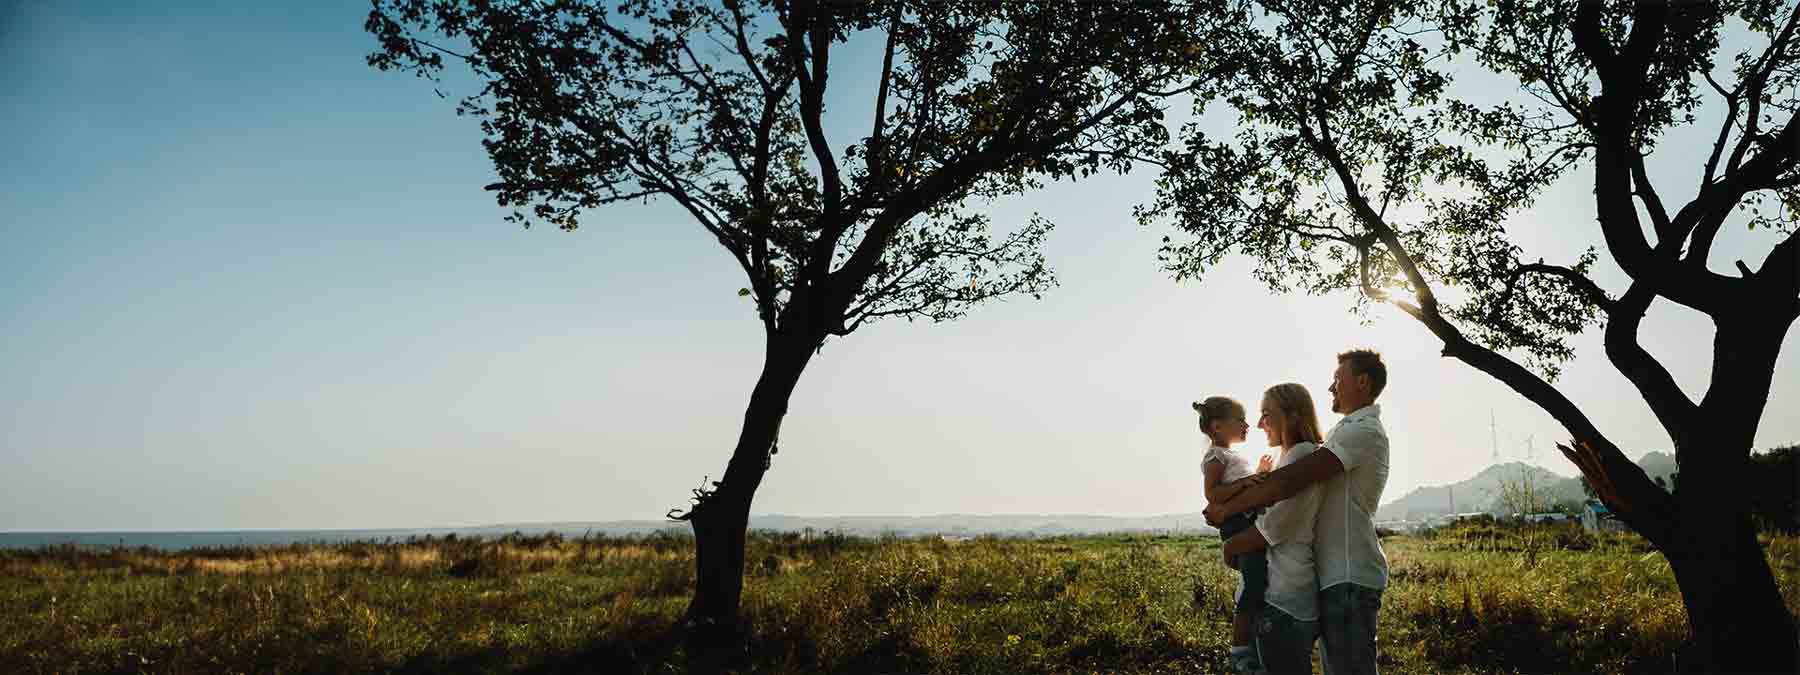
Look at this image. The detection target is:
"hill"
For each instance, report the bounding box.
[1375,451,1680,521]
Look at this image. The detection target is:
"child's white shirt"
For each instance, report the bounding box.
[1202,443,1256,485]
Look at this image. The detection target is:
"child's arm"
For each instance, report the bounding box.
[1202,458,1230,504]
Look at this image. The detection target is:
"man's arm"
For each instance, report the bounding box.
[1203,448,1344,524]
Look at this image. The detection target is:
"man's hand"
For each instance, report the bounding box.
[1204,473,1269,525]
[1203,502,1227,526]
[1235,472,1269,494]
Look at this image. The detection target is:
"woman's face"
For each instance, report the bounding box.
[1258,397,1285,448]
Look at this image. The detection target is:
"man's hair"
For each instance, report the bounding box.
[1337,349,1387,399]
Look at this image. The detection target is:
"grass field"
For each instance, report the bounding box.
[3,522,1796,673]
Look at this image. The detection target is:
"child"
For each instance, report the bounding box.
[1194,396,1273,675]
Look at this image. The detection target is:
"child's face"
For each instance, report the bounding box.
[1210,415,1249,445]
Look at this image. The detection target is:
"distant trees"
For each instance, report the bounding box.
[366,0,1224,659]
[1748,444,1798,533]
[1142,1,1799,671]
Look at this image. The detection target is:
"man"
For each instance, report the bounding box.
[1206,349,1391,675]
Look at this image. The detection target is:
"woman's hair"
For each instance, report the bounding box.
[1192,396,1245,445]
[1263,383,1324,447]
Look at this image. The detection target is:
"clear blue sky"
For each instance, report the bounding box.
[3,1,1795,531]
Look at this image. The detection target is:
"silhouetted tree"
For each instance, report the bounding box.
[1142,0,1798,671]
[366,0,1223,657]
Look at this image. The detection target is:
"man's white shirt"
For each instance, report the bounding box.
[1254,440,1325,621]
[1316,404,1391,591]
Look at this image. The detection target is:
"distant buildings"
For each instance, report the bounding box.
[1580,500,1630,533]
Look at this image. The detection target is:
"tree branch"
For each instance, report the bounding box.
[864,9,899,191]
[1685,117,1799,271]
[1488,261,1614,326]
[1394,291,1680,545]
[781,0,845,223]
[1630,151,1675,244]
[1604,281,1699,433]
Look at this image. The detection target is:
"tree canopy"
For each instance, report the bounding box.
[369,0,1220,342]
[1142,1,1798,668]
[1142,0,1798,541]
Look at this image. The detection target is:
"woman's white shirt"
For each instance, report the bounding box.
[1254,441,1326,621]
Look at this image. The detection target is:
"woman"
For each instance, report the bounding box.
[1221,382,1327,675]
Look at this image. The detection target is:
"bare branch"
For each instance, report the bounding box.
[1630,152,1675,243]
[1605,282,1699,432]
[864,10,899,190]
[780,0,845,221]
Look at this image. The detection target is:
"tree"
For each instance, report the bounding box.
[1142,0,1798,671]
[1498,467,1549,516]
[366,0,1221,656]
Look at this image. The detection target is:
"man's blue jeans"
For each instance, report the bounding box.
[1319,582,1384,675]
[1255,603,1319,675]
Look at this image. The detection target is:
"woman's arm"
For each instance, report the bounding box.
[1202,458,1229,504]
[1222,526,1270,568]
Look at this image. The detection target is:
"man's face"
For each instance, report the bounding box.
[1329,360,1363,414]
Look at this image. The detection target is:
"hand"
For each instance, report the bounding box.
[1203,502,1227,526]
[1256,454,1274,474]
[1229,472,1269,498]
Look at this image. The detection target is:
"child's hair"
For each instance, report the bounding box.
[1263,383,1324,447]
[1192,396,1245,445]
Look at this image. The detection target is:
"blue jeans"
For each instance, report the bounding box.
[1255,603,1319,675]
[1319,583,1384,675]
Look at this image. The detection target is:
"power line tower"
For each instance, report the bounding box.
[1490,410,1500,466]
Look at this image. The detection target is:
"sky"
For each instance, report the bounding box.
[2,1,1795,532]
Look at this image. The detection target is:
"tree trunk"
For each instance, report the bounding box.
[681,332,816,666]
[1663,506,1797,673]
[1661,315,1798,673]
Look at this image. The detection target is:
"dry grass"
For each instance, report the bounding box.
[1,526,1794,674]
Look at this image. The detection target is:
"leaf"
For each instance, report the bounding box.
[738,288,751,297]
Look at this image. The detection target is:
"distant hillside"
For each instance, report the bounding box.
[746,513,1215,537]
[455,513,1221,540]
[1375,451,1681,521]
[1375,462,1580,520]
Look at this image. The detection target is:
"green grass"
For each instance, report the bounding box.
[2,525,1795,673]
